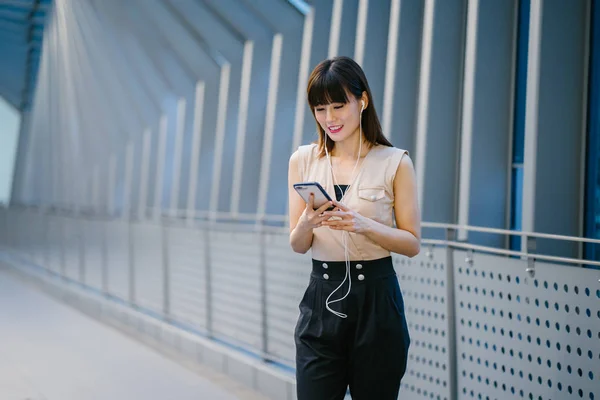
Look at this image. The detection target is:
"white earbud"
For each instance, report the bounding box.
[361,100,365,111]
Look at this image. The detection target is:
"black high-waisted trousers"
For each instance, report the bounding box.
[294,256,411,400]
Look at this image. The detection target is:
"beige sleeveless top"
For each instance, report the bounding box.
[295,143,409,261]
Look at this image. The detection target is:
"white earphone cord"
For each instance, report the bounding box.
[324,102,364,319]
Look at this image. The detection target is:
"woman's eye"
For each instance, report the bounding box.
[315,108,324,112]
[334,105,344,109]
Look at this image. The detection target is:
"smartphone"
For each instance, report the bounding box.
[293,182,335,211]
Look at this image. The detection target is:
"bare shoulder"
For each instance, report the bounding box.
[397,152,414,170]
[289,149,300,165]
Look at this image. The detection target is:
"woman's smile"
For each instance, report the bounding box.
[328,125,343,134]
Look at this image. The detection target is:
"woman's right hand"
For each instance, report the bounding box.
[296,193,333,231]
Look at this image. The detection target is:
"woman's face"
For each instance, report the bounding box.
[313,94,362,143]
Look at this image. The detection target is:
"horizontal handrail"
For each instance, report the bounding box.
[422,222,600,245]
[3,206,600,259]
[423,238,600,268]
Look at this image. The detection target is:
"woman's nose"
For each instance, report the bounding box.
[326,108,335,122]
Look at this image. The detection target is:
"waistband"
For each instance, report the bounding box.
[311,256,395,282]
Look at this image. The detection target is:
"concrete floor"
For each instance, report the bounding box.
[0,267,268,400]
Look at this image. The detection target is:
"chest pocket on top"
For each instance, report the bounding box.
[357,186,387,221]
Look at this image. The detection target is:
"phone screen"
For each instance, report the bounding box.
[293,182,334,211]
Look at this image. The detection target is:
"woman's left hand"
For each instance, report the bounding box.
[321,200,373,234]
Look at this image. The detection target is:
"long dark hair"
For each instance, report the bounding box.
[306,56,393,157]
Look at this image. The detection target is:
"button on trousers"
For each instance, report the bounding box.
[294,257,411,400]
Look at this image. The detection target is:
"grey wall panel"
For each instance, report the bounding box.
[193,77,220,212]
[523,0,589,258]
[415,0,467,239]
[298,1,332,147]
[359,0,391,115]
[336,0,359,58]
[458,0,517,247]
[265,34,304,216]
[233,40,273,215]
[386,0,424,153]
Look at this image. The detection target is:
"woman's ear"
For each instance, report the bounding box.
[361,91,368,111]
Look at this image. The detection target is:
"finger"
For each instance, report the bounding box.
[322,219,353,226]
[322,210,347,218]
[317,213,334,223]
[307,193,314,209]
[316,201,334,214]
[331,200,350,211]
[327,224,355,231]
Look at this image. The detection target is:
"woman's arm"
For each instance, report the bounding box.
[288,151,332,254]
[363,155,421,256]
[322,155,421,257]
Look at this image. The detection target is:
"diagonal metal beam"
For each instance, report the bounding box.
[20,0,42,110]
[0,84,21,110]
[239,0,304,33]
[161,0,227,67]
[131,0,198,83]
[198,0,246,43]
[202,0,272,42]
[286,0,311,15]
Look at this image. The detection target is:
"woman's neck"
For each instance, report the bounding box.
[331,132,371,160]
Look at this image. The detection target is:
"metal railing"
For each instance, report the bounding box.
[1,205,599,400]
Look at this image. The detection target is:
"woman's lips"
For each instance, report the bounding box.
[328,125,343,134]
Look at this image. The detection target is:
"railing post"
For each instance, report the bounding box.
[42,209,49,272]
[101,218,109,295]
[525,235,537,278]
[128,216,136,306]
[78,217,86,285]
[445,227,458,400]
[161,217,171,320]
[59,215,66,278]
[259,223,269,359]
[202,221,213,338]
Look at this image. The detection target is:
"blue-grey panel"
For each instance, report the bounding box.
[0,0,52,111]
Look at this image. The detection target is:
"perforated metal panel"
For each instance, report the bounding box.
[105,220,130,300]
[210,229,263,349]
[395,247,453,400]
[166,224,208,332]
[454,250,600,400]
[131,222,164,313]
[264,232,310,363]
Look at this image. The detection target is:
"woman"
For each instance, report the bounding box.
[288,56,421,400]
